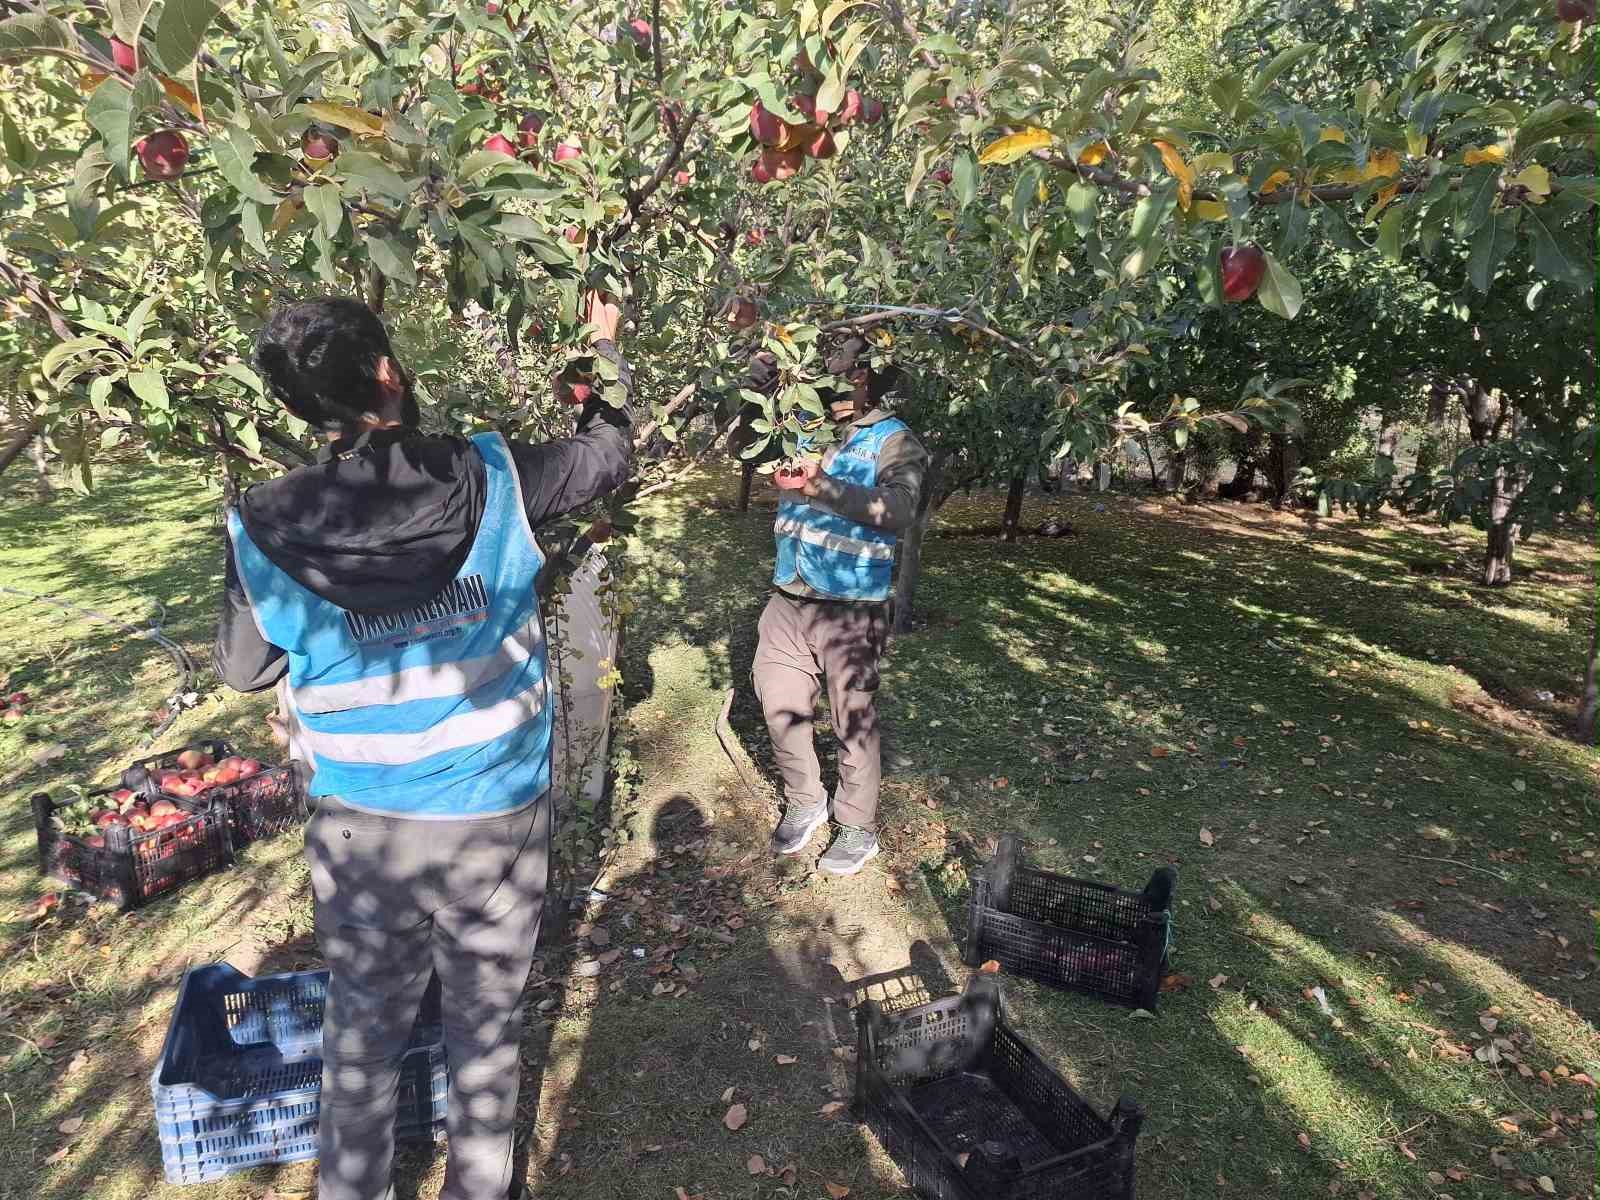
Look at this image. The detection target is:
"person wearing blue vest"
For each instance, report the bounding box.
[751,336,929,876]
[214,292,630,1200]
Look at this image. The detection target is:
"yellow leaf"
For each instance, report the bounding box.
[1076,139,1112,166]
[1319,126,1347,143]
[1463,144,1507,166]
[1325,165,1365,184]
[79,70,109,92]
[1154,140,1195,210]
[1260,169,1293,194]
[1508,162,1552,198]
[301,102,386,137]
[1405,128,1428,157]
[160,76,203,118]
[1037,178,1049,204]
[978,127,1055,166]
[1364,148,1402,179]
[1191,199,1229,221]
[1192,151,1235,175]
[268,197,303,234]
[1365,182,1399,222]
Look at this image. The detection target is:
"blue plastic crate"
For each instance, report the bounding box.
[152,963,447,1185]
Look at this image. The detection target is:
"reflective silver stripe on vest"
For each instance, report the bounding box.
[292,622,544,715]
[289,677,547,767]
[773,515,894,560]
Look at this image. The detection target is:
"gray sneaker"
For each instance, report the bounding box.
[771,802,828,855]
[818,826,880,876]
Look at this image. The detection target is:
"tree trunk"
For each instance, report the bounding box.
[29,435,52,500]
[1138,435,1160,489]
[737,462,755,512]
[892,451,945,634]
[1268,432,1300,507]
[0,418,41,479]
[1000,474,1025,542]
[1165,447,1187,492]
[1578,625,1599,743]
[1482,463,1521,586]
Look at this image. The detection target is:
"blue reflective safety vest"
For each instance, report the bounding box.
[773,417,908,602]
[227,432,551,818]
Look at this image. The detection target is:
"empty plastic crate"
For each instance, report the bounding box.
[151,963,446,1184]
[964,836,1176,1010]
[854,976,1144,1199]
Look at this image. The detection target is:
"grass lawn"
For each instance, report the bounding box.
[0,464,1593,1200]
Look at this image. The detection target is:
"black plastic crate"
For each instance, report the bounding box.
[964,836,1176,1010]
[124,740,306,848]
[854,976,1143,1200]
[152,964,446,1184]
[31,789,233,911]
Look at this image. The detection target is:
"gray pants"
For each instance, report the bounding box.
[752,591,888,830]
[305,795,550,1200]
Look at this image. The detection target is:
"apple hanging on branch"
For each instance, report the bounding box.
[136,131,189,180]
[301,127,340,164]
[1557,0,1593,21]
[517,111,545,149]
[554,361,596,405]
[109,36,138,72]
[1219,243,1267,302]
[484,132,518,157]
[726,296,762,330]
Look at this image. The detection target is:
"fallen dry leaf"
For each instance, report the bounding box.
[1150,746,1171,758]
[57,1117,83,1135]
[775,1054,797,1065]
[1199,827,1216,847]
[747,1154,766,1176]
[1480,1015,1499,1033]
[723,1102,748,1131]
[819,1101,848,1118]
[1436,876,1459,887]
[720,1085,735,1103]
[1160,972,1195,993]
[826,1184,850,1199]
[43,1145,70,1165]
[1209,974,1229,990]
[1536,1177,1555,1195]
[1296,1131,1311,1151]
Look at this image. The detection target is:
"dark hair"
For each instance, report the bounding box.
[827,335,902,403]
[254,298,415,431]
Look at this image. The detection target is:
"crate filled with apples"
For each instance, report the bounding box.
[129,740,305,848]
[31,785,232,911]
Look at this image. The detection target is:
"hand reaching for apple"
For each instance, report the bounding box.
[584,291,621,345]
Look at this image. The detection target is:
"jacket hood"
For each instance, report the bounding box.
[237,429,485,616]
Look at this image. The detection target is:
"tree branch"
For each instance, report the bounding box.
[0,257,76,341]
[607,108,702,247]
[633,381,697,449]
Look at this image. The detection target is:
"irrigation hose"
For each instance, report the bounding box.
[0,584,198,745]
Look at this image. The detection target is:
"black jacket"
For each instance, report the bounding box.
[215,344,632,693]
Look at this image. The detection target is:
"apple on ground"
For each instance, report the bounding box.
[748,102,786,147]
[1219,243,1267,302]
[137,131,189,181]
[109,37,137,72]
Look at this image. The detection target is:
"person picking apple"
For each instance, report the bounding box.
[213,288,631,1200]
[748,336,929,877]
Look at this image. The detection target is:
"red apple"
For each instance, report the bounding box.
[111,788,136,804]
[237,759,262,778]
[564,224,583,244]
[1220,243,1268,302]
[626,17,652,48]
[301,128,340,163]
[759,146,803,181]
[1,708,20,723]
[933,167,953,185]
[151,799,180,816]
[748,102,785,147]
[109,37,137,73]
[804,128,837,159]
[7,692,27,706]
[567,382,593,404]
[85,835,107,849]
[861,96,885,125]
[834,90,864,127]
[175,749,212,771]
[136,130,189,180]
[792,94,830,125]
[727,298,761,330]
[485,0,501,12]
[750,157,774,184]
[553,142,582,162]
[746,228,767,247]
[774,464,810,490]
[673,169,691,186]
[1558,0,1593,18]
[459,81,482,96]
[484,133,518,157]
[517,111,545,148]
[93,810,121,827]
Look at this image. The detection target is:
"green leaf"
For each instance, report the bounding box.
[107,0,156,45]
[1255,252,1303,319]
[1196,236,1221,306]
[1128,183,1178,247]
[1066,181,1097,236]
[1466,208,1519,292]
[816,69,846,119]
[952,148,978,210]
[1522,203,1588,287]
[85,79,137,180]
[127,368,170,410]
[1,111,32,165]
[1207,72,1244,121]
[365,232,417,286]
[1454,163,1499,237]
[124,295,158,347]
[218,362,265,397]
[213,123,278,204]
[1376,203,1406,262]
[305,181,344,238]
[154,0,223,74]
[233,419,261,456]
[337,151,413,202]
[0,14,75,56]
[41,337,112,384]
[1251,43,1317,97]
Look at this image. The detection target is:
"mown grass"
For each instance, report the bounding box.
[0,464,1593,1200]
